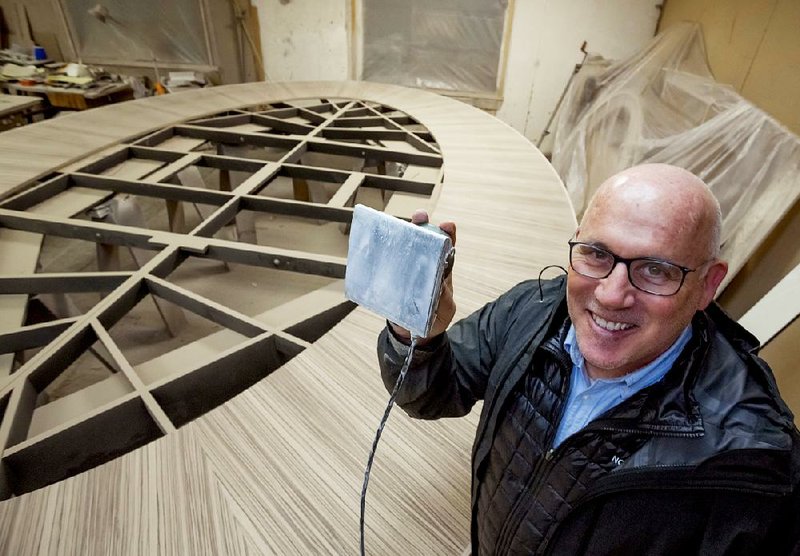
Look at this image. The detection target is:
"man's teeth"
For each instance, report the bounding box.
[592,314,634,331]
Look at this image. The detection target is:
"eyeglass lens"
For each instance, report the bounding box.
[570,243,684,295]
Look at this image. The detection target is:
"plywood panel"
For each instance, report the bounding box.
[661,0,777,88]
[739,0,800,133]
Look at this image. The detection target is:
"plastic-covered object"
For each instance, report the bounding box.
[362,0,506,93]
[551,23,800,289]
[64,0,210,66]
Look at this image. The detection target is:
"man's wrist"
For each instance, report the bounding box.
[387,322,439,348]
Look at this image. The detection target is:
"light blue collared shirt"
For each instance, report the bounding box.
[552,324,693,448]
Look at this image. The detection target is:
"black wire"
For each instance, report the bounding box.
[360,337,418,556]
[537,265,568,300]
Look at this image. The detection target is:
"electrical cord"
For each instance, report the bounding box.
[359,337,418,556]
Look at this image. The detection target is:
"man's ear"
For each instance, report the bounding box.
[699,260,728,309]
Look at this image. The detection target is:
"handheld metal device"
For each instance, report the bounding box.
[345,204,456,555]
[345,204,454,338]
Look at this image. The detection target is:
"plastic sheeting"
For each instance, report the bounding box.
[551,22,800,289]
[63,0,210,66]
[362,0,506,93]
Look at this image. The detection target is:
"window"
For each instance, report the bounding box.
[60,0,212,67]
[359,0,510,95]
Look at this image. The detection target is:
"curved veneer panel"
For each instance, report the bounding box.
[0,81,575,554]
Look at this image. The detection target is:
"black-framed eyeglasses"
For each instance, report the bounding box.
[568,241,697,296]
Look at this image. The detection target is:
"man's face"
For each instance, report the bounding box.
[566,186,723,379]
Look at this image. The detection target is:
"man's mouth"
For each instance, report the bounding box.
[590,312,635,332]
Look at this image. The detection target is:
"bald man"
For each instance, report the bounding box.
[378,164,800,554]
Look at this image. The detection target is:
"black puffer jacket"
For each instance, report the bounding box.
[378,276,800,555]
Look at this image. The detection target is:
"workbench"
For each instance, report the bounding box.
[0,93,41,129]
[1,80,133,110]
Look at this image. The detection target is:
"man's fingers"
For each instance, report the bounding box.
[411,209,429,225]
[439,221,456,246]
[411,208,456,246]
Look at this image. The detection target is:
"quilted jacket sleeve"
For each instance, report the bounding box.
[376,279,545,419]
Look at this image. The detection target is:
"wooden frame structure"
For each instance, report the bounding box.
[0,81,576,554]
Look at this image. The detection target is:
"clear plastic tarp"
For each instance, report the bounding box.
[551,22,800,289]
[62,0,210,66]
[362,0,506,93]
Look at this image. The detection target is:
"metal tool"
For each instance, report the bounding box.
[345,204,454,339]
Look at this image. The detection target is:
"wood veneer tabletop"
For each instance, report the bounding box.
[0,81,576,554]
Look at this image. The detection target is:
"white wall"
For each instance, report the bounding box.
[254,0,659,147]
[256,0,349,81]
[499,0,661,149]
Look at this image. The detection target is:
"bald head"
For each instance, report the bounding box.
[569,164,729,379]
[584,164,722,261]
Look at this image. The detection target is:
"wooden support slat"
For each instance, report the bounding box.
[173,124,299,150]
[0,174,70,211]
[71,172,232,206]
[198,153,271,174]
[362,103,440,154]
[0,378,36,464]
[144,275,268,338]
[280,163,349,183]
[0,318,76,354]
[141,152,203,184]
[200,239,347,279]
[240,195,354,223]
[320,128,410,142]
[27,372,134,439]
[294,108,327,125]
[128,145,188,164]
[3,392,163,496]
[148,332,296,427]
[69,145,132,175]
[0,272,130,294]
[327,172,364,207]
[362,174,436,195]
[251,114,315,134]
[189,113,252,128]
[91,319,176,434]
[129,127,175,148]
[0,208,162,251]
[305,137,442,167]
[329,115,391,128]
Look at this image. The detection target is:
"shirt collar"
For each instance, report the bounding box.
[564,323,693,388]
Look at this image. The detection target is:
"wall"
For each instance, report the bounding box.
[498,0,661,149]
[254,0,659,146]
[255,0,350,82]
[659,0,800,135]
[660,0,800,418]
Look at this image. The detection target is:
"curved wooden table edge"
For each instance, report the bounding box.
[0,81,577,554]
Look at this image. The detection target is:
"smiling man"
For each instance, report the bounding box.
[378,163,800,554]
[567,165,727,379]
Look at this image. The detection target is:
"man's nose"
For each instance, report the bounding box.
[594,262,635,307]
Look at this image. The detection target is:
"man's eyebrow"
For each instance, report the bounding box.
[579,240,678,264]
[580,239,610,250]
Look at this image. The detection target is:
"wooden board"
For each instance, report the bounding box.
[0,81,576,554]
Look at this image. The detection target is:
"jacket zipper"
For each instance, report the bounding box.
[492,342,572,555]
[493,424,563,555]
[496,420,703,554]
